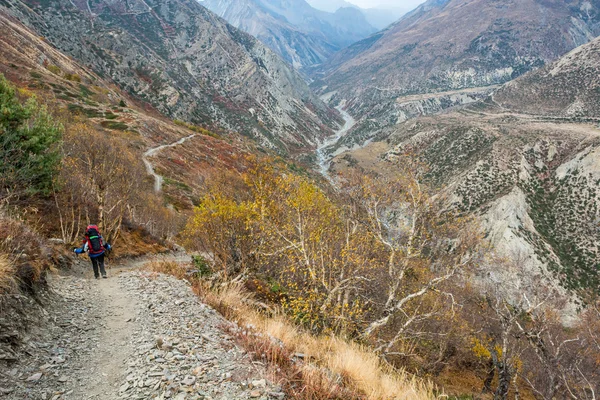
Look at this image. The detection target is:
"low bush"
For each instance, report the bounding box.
[64,73,81,82]
[100,120,129,130]
[0,74,63,201]
[46,64,61,75]
[0,213,51,294]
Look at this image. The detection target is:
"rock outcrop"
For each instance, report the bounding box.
[494,36,600,119]
[330,36,600,308]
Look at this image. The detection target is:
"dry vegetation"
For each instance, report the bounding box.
[1,10,599,400]
[174,157,600,399]
[147,260,436,400]
[0,254,16,295]
[0,212,53,295]
[0,69,179,318]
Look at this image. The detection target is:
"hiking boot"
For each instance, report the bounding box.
[102,274,107,279]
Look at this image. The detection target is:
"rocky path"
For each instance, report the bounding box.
[0,267,280,399]
[143,135,196,193]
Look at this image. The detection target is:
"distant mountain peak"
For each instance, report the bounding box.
[200,0,377,68]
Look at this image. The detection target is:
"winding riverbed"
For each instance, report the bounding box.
[316,104,356,180]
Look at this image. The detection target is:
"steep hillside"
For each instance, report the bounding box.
[0,11,256,210]
[313,0,600,143]
[258,0,375,48]
[198,0,337,68]
[199,0,376,68]
[305,0,354,12]
[1,0,342,155]
[494,35,600,118]
[328,38,600,301]
[359,7,408,30]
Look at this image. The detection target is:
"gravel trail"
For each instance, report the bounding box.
[143,135,196,193]
[0,267,280,400]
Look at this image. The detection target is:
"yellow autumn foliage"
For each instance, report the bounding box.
[184,160,378,333]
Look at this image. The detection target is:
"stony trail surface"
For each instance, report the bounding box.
[143,135,196,193]
[0,264,280,399]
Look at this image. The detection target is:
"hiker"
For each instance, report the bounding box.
[74,225,112,279]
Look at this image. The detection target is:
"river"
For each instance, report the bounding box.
[316,104,356,180]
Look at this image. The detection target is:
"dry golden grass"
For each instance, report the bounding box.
[145,259,188,280]
[146,260,437,400]
[0,214,50,294]
[0,254,17,295]
[217,283,436,399]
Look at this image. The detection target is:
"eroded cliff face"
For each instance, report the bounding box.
[1,0,342,155]
[333,114,600,319]
[313,0,600,140]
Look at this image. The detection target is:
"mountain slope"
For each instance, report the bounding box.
[329,36,600,302]
[258,0,375,48]
[199,0,376,68]
[313,0,600,137]
[198,0,337,68]
[306,0,406,29]
[359,7,407,30]
[494,36,600,118]
[1,0,341,154]
[0,10,261,209]
[305,0,354,13]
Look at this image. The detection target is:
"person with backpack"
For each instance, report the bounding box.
[74,225,112,279]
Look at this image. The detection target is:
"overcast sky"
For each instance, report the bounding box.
[347,0,424,9]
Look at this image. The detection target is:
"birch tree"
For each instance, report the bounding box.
[341,166,481,357]
[59,123,145,243]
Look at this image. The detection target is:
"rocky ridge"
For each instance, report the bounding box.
[0,264,282,399]
[305,0,407,29]
[494,35,600,119]
[333,112,600,315]
[329,36,600,307]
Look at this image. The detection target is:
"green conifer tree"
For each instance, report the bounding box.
[0,74,63,200]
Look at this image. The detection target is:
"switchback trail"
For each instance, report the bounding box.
[0,258,280,400]
[143,135,196,193]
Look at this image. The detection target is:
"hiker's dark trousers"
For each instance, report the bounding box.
[91,254,106,278]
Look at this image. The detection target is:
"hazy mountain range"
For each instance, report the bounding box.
[306,0,407,28]
[199,0,378,68]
